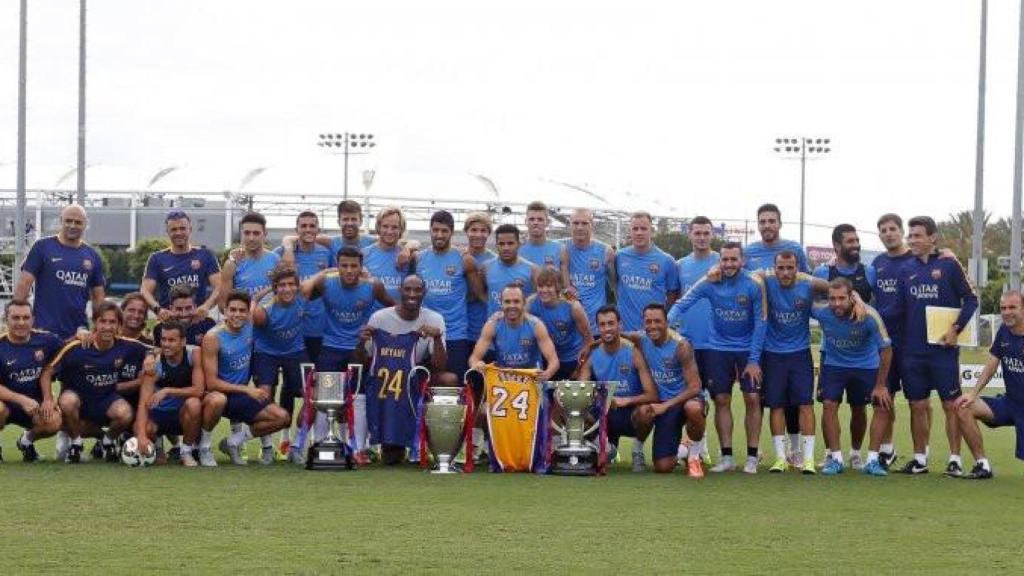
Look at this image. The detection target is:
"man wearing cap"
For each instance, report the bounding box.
[140,210,222,322]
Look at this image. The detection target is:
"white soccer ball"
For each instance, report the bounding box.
[121,437,156,467]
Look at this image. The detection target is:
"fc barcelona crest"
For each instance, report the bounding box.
[795,298,807,310]
[34,349,44,362]
[589,258,601,271]
[737,294,749,306]
[648,263,660,274]
[82,259,93,271]
[445,264,457,276]
[355,299,367,310]
[619,364,631,376]
[931,269,942,280]
[191,259,202,270]
[114,357,124,369]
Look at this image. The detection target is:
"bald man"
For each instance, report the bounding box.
[15,204,106,339]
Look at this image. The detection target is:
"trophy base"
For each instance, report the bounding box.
[550,445,598,476]
[430,458,459,474]
[305,439,355,471]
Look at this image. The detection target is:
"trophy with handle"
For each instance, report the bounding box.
[549,380,610,476]
[306,364,362,471]
[423,386,468,474]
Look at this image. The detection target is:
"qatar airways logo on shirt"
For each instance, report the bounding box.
[85,373,119,387]
[167,275,199,288]
[331,309,365,324]
[8,366,42,383]
[1002,356,1024,374]
[830,336,865,350]
[876,278,898,294]
[501,352,529,365]
[571,272,597,288]
[772,310,803,325]
[910,283,940,300]
[56,270,89,287]
[715,308,748,322]
[424,278,453,294]
[275,325,302,340]
[650,368,680,385]
[621,275,653,291]
[229,353,251,371]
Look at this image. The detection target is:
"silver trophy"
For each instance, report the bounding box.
[423,386,467,474]
[306,364,362,471]
[550,381,609,476]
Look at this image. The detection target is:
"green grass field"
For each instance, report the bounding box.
[1,391,1022,574]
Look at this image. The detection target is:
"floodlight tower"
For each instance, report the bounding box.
[317,133,376,200]
[772,137,832,246]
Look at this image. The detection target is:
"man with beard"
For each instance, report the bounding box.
[480,224,541,317]
[140,209,221,320]
[415,210,487,377]
[470,285,559,378]
[222,212,281,302]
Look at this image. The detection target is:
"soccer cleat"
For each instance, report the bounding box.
[353,450,371,466]
[768,457,787,473]
[821,457,845,476]
[17,439,39,463]
[879,451,898,470]
[742,456,758,474]
[66,443,83,464]
[55,432,70,462]
[278,439,291,457]
[168,445,181,462]
[288,447,306,465]
[260,445,275,465]
[786,451,803,469]
[631,451,647,473]
[944,460,964,478]
[849,452,864,471]
[862,459,887,476]
[90,440,104,460]
[180,450,198,467]
[700,451,713,467]
[102,440,119,463]
[963,462,993,480]
[710,458,736,473]
[801,457,817,475]
[687,456,704,478]
[219,438,248,466]
[898,459,928,475]
[197,448,218,467]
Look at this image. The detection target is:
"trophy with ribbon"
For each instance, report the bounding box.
[549,380,611,476]
[305,364,362,471]
[419,385,474,474]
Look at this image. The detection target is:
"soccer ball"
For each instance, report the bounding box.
[121,437,156,467]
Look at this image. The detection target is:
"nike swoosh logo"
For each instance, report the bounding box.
[5,359,15,365]
[51,257,62,262]
[164,266,175,272]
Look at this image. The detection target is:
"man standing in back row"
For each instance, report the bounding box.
[615,211,680,332]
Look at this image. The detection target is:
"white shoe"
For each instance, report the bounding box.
[55,431,70,462]
[710,458,736,473]
[743,456,758,474]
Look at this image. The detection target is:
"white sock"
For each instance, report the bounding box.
[830,450,844,464]
[849,448,861,460]
[788,433,801,455]
[230,422,243,434]
[353,393,368,450]
[867,450,879,463]
[261,435,273,449]
[801,436,815,461]
[949,454,962,465]
[633,437,645,455]
[200,430,213,450]
[978,458,991,471]
[72,436,83,446]
[283,427,292,443]
[772,435,786,459]
[228,427,249,447]
[691,437,705,459]
[914,452,927,466]
[699,433,710,457]
[924,445,930,459]
[880,442,894,454]
[101,433,114,446]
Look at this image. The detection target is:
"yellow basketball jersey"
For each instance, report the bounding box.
[483,365,544,472]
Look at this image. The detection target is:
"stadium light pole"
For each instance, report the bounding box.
[14,0,28,284]
[362,169,376,233]
[76,0,87,205]
[970,0,988,291]
[317,133,376,200]
[1012,0,1024,291]
[773,137,832,246]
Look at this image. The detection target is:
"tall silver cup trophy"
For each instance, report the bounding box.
[550,381,608,476]
[306,365,361,471]
[423,386,467,474]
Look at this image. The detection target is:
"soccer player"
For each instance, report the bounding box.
[277,210,336,365]
[479,224,540,317]
[564,207,616,332]
[668,241,766,473]
[955,291,1024,479]
[133,320,204,467]
[469,285,559,379]
[577,305,657,472]
[0,299,64,462]
[152,285,217,347]
[199,290,290,466]
[464,212,498,348]
[42,301,148,463]
[527,269,591,379]
[895,215,978,476]
[812,278,893,476]
[744,203,811,273]
[416,210,487,377]
[520,200,568,270]
[363,206,413,312]
[615,211,680,332]
[140,209,221,320]
[672,216,719,463]
[356,275,453,464]
[251,266,308,463]
[15,204,105,340]
[221,212,281,302]
[119,293,154,345]
[634,304,706,476]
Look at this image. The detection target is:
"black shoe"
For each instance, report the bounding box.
[944,460,964,478]
[963,462,993,480]
[897,459,928,475]
[90,440,104,460]
[879,451,897,470]
[168,446,181,462]
[102,441,119,463]
[66,444,83,464]
[17,440,39,462]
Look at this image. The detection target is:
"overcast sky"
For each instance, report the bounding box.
[0,0,1021,248]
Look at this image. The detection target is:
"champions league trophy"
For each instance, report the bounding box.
[423,386,468,474]
[306,364,362,471]
[550,381,608,476]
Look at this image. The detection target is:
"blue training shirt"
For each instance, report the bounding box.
[21,236,105,339]
[467,249,498,341]
[417,248,469,340]
[254,297,305,357]
[871,251,914,343]
[320,275,376,352]
[990,325,1024,405]
[214,323,254,385]
[811,305,890,369]
[482,258,536,317]
[49,337,148,398]
[363,243,410,313]
[274,243,335,338]
[0,330,64,398]
[615,246,680,332]
[744,239,810,273]
[673,251,720,350]
[588,340,642,397]
[668,271,767,364]
[895,252,978,357]
[143,247,220,308]
[527,297,583,363]
[233,251,280,297]
[493,316,542,369]
[520,239,563,270]
[329,234,375,256]
[639,333,684,400]
[567,240,611,332]
[763,273,815,354]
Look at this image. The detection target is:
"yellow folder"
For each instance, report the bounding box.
[925,306,977,347]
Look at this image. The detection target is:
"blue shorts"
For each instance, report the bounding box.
[902,352,962,402]
[694,349,712,390]
[223,392,269,424]
[762,350,814,408]
[607,406,638,446]
[652,405,685,460]
[553,360,579,381]
[304,337,323,365]
[1,400,36,430]
[80,391,125,425]
[704,350,756,396]
[981,395,1024,460]
[252,351,307,396]
[150,407,184,436]
[886,345,903,394]
[444,339,469,378]
[818,365,876,406]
